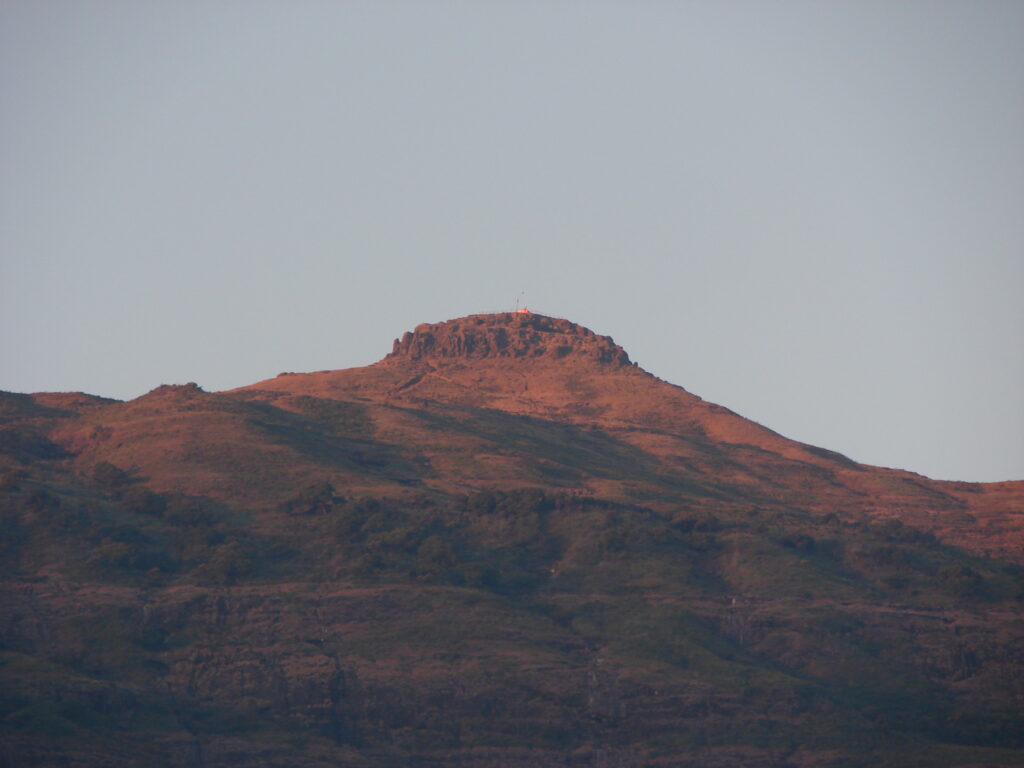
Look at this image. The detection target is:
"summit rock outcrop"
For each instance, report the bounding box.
[387,312,633,367]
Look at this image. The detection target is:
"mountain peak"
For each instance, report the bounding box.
[386,312,633,367]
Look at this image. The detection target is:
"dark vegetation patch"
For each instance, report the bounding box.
[242,400,420,480]
[286,396,375,438]
[0,391,76,420]
[409,405,729,498]
[0,479,295,587]
[0,426,69,461]
[2,468,1023,765]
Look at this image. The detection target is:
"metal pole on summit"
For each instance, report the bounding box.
[514,291,525,312]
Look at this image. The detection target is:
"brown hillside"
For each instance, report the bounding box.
[12,311,1021,562]
[234,313,1018,560]
[3,311,1024,768]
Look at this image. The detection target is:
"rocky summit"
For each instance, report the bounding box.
[388,312,633,366]
[2,312,1024,768]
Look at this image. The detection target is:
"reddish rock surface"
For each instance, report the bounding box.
[388,312,633,366]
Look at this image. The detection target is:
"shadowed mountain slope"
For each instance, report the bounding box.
[2,312,1023,767]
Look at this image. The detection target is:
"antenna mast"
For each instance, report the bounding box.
[514,291,525,312]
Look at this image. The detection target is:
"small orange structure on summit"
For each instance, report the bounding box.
[516,307,531,314]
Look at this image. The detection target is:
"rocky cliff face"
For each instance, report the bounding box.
[387,312,633,367]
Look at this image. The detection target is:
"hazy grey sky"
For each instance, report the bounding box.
[2,1,1022,482]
